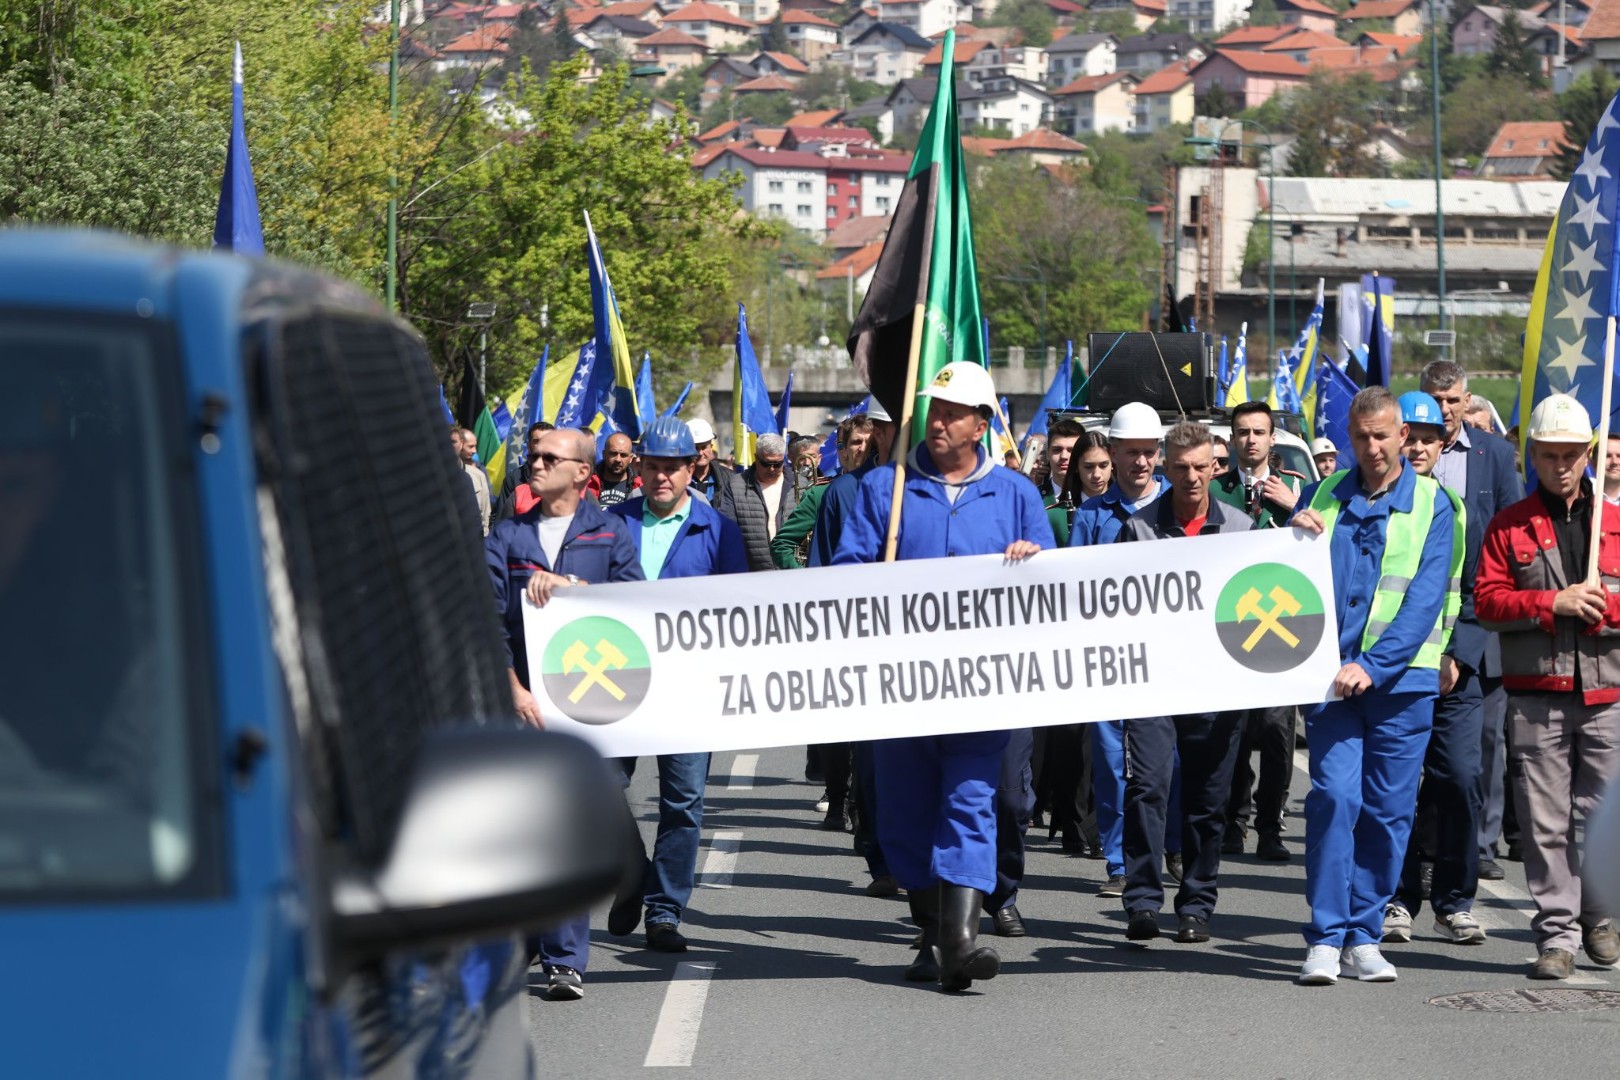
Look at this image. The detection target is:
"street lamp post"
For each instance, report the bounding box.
[1428,0,1448,336]
[467,302,497,394]
[386,0,401,311]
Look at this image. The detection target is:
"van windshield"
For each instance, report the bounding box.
[0,313,215,899]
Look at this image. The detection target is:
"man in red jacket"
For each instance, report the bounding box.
[1475,393,1620,979]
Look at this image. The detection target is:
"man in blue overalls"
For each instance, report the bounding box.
[833,360,1054,992]
[1289,386,1459,985]
[1070,400,1180,898]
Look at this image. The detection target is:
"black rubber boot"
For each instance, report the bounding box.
[938,884,1000,991]
[904,883,941,982]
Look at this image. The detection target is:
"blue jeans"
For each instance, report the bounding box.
[619,753,711,927]
[1302,691,1434,948]
[1093,719,1181,877]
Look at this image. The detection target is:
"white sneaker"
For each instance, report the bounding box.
[1381,903,1413,943]
[814,790,830,813]
[1299,944,1341,985]
[1435,910,1488,945]
[1340,943,1398,982]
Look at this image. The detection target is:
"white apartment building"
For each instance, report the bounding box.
[1168,0,1253,35]
[701,146,831,238]
[874,0,969,39]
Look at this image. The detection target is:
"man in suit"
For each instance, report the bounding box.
[1419,361,1525,882]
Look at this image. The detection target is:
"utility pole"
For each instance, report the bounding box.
[1430,0,1448,336]
[386,0,401,311]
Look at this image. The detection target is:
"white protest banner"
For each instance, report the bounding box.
[523,529,1339,757]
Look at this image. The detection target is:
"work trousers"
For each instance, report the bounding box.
[989,727,1035,911]
[618,752,711,927]
[1478,675,1510,861]
[1122,711,1243,921]
[851,741,888,879]
[1094,719,1181,877]
[1508,693,1620,954]
[1396,670,1485,916]
[1302,691,1434,948]
[874,729,1009,894]
[1225,705,1296,838]
[1043,722,1098,849]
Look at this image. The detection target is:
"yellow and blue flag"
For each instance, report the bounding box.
[1316,357,1359,462]
[1361,272,1395,387]
[775,369,795,435]
[553,341,599,429]
[734,303,778,466]
[1521,88,1620,450]
[584,212,641,440]
[635,352,657,432]
[663,382,694,418]
[1020,340,1073,454]
[212,43,264,255]
[1223,322,1249,407]
[500,344,548,483]
[1288,279,1326,437]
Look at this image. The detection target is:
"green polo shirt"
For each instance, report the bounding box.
[640,499,691,580]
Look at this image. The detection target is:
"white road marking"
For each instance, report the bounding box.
[698,830,743,889]
[727,754,758,791]
[643,961,718,1067]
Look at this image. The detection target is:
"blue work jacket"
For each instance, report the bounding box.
[831,444,1055,563]
[610,493,749,580]
[485,499,643,682]
[1296,458,1456,696]
[1069,476,1172,547]
[810,461,877,567]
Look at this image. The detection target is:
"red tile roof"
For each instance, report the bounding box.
[787,124,876,143]
[1339,0,1421,17]
[1131,59,1196,95]
[787,109,843,127]
[1215,25,1295,48]
[640,26,707,47]
[1279,0,1340,14]
[816,242,885,281]
[752,127,787,148]
[780,9,839,26]
[1134,0,1166,11]
[733,73,801,92]
[758,50,810,72]
[1357,31,1424,53]
[1262,30,1347,52]
[697,119,741,142]
[442,24,515,53]
[922,39,994,65]
[961,135,1014,156]
[1003,127,1089,152]
[665,2,755,28]
[1052,71,1137,95]
[691,141,734,167]
[1483,121,1570,159]
[1586,0,1620,39]
[1208,48,1312,75]
[710,144,829,168]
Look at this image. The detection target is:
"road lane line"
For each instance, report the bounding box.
[643,962,718,1067]
[698,830,743,889]
[727,754,758,791]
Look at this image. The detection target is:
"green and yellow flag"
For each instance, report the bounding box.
[846,29,985,445]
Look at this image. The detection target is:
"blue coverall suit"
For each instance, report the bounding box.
[832,445,1054,894]
[1069,477,1181,878]
[485,499,644,973]
[1295,461,1456,949]
[609,495,749,931]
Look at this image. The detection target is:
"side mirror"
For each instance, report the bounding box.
[331,728,634,961]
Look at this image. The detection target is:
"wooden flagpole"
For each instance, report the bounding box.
[1588,315,1615,585]
[993,398,1021,471]
[881,303,927,562]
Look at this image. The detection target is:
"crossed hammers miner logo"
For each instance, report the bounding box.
[1235,585,1303,652]
[562,638,630,703]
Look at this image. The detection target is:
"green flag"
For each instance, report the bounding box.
[846,29,985,445]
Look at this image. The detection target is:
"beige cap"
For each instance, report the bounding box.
[1527,393,1594,444]
[919,361,997,412]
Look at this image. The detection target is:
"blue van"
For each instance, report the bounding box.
[0,230,630,1078]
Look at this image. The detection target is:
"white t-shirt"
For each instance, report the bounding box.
[538,513,575,568]
[761,478,784,539]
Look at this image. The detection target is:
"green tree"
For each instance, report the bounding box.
[1554,70,1620,179]
[1277,72,1387,177]
[973,159,1159,350]
[763,15,791,54]
[1198,82,1235,118]
[1486,11,1543,87]
[1436,71,1555,159]
[400,59,761,394]
[1248,0,1282,27]
[983,0,1056,47]
[503,9,579,81]
[1085,11,1142,38]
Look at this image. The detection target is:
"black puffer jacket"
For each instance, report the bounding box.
[732,467,799,572]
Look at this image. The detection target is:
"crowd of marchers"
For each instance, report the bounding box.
[450,357,1620,999]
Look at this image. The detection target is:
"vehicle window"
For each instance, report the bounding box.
[0,313,218,899]
[1275,443,1318,483]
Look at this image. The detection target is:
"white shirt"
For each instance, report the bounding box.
[537,513,574,569]
[760,477,784,539]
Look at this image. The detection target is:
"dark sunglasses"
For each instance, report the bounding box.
[1214,455,1229,467]
[533,452,587,469]
[756,458,785,470]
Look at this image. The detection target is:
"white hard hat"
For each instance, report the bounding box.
[919,361,998,412]
[1108,401,1161,441]
[686,417,716,443]
[1310,437,1337,456]
[1527,393,1594,444]
[865,396,893,423]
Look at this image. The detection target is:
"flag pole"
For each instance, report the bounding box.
[881,302,927,562]
[1588,315,1615,585]
[994,398,1022,470]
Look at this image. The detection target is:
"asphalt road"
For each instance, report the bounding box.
[527,742,1620,1078]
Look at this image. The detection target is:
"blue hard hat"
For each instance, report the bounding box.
[1398,391,1444,430]
[638,415,697,458]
